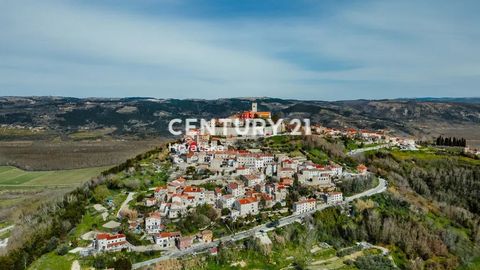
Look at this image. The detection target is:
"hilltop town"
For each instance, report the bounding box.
[3,100,480,270]
[71,103,399,260]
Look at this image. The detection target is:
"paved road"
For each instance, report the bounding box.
[132,178,387,269]
[347,144,390,156]
[116,192,135,219]
[0,225,14,249]
[0,225,14,234]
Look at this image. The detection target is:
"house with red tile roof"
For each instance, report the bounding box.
[93,233,128,252]
[177,236,194,250]
[154,231,181,248]
[226,182,245,197]
[357,164,368,174]
[233,197,259,217]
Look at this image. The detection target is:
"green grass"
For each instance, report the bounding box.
[425,212,470,239]
[459,256,480,270]
[0,230,11,240]
[28,252,77,270]
[0,127,46,138]
[70,211,104,243]
[68,128,115,140]
[306,148,329,164]
[0,166,109,187]
[391,149,480,165]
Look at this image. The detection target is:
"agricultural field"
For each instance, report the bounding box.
[0,166,108,187]
[0,138,165,170]
[0,165,109,226]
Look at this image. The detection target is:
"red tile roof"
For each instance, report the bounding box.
[96,233,126,241]
[148,211,162,219]
[238,197,257,205]
[228,182,239,189]
[155,186,167,192]
[157,231,181,238]
[183,186,202,193]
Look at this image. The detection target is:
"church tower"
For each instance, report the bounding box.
[252,102,257,112]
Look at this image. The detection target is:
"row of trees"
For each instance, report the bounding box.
[435,136,467,147]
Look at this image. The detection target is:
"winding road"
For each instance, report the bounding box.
[132,178,387,269]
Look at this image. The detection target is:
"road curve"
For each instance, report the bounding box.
[132,178,387,269]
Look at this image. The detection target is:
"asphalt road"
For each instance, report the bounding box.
[132,178,387,269]
[347,144,390,156]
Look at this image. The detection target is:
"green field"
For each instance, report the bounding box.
[0,166,109,187]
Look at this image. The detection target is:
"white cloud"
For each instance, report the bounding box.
[0,0,479,99]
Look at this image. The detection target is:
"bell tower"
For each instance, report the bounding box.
[252,102,257,112]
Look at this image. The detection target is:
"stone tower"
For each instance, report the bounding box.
[252,102,257,112]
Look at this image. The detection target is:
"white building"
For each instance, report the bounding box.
[278,167,295,178]
[218,194,235,209]
[325,192,343,204]
[154,231,181,248]
[93,233,128,252]
[154,186,168,202]
[233,197,259,217]
[227,182,245,197]
[293,198,316,214]
[241,174,264,187]
[145,212,162,234]
[145,197,157,207]
[183,186,205,204]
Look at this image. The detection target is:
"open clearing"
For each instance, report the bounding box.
[0,166,108,187]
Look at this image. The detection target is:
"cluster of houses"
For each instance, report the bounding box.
[92,229,213,252]
[88,143,356,254]
[117,144,354,249]
[89,104,389,254]
[312,125,416,149]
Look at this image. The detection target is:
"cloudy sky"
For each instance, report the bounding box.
[1,0,479,100]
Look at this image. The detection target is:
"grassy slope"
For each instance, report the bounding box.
[27,252,77,270]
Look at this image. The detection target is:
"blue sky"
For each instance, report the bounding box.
[1,0,479,100]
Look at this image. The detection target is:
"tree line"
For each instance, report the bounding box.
[436,136,467,147]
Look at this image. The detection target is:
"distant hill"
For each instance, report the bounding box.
[1,96,479,141]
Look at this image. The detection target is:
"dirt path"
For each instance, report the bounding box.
[71,260,80,270]
[116,192,135,218]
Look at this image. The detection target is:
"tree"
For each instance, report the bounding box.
[221,208,231,216]
[259,197,266,209]
[93,185,110,203]
[55,244,69,256]
[110,256,132,270]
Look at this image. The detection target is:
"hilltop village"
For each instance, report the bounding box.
[76,102,409,257]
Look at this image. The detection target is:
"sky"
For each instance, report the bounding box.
[1,0,479,100]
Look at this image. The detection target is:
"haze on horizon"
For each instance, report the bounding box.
[1,0,479,101]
